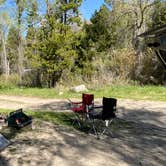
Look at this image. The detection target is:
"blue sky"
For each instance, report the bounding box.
[1,0,105,21]
[80,0,105,20]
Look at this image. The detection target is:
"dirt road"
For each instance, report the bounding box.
[0,95,165,127]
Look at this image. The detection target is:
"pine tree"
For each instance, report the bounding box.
[55,0,82,25]
[86,5,115,51]
[33,0,83,87]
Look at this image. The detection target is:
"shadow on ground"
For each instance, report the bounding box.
[109,107,166,166]
[29,100,70,111]
[0,156,9,166]
[0,102,166,166]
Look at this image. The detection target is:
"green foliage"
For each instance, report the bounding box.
[27,111,74,127]
[104,0,134,48]
[35,20,79,87]
[0,74,19,88]
[23,0,83,88]
[0,109,74,128]
[103,48,136,80]
[1,0,166,88]
[26,0,39,27]
[85,5,115,51]
[55,0,82,25]
[0,0,5,5]
[151,0,166,28]
[72,5,117,81]
[7,26,19,73]
[135,49,166,85]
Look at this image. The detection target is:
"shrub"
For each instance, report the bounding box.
[0,74,19,89]
[135,49,166,85]
[88,48,136,87]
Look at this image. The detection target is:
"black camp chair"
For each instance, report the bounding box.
[89,97,117,138]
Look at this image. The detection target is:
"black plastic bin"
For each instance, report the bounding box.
[6,109,32,129]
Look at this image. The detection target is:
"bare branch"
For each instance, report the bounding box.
[137,0,161,29]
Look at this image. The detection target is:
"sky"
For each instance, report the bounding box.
[80,0,105,20]
[0,0,105,21]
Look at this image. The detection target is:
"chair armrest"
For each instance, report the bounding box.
[93,105,103,109]
[87,105,102,114]
[86,105,102,111]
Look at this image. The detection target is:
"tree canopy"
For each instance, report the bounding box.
[0,0,165,87]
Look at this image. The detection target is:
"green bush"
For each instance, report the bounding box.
[84,49,137,88]
[135,49,166,85]
[0,74,19,89]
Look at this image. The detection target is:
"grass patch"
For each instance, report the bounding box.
[1,85,165,101]
[27,111,74,127]
[91,85,166,101]
[0,109,11,115]
[0,109,74,127]
[0,109,78,139]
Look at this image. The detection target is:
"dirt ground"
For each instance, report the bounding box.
[0,95,166,166]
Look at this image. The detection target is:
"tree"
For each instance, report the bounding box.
[0,12,10,78]
[31,0,83,87]
[55,0,82,25]
[25,1,39,65]
[73,5,117,81]
[0,1,8,77]
[35,20,78,87]
[6,26,19,73]
[105,0,160,48]
[104,0,162,80]
[15,0,27,82]
[151,0,166,28]
[85,5,115,51]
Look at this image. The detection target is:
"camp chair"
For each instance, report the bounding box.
[89,97,117,138]
[69,93,94,127]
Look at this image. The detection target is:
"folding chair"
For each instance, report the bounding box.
[69,93,94,127]
[89,97,117,138]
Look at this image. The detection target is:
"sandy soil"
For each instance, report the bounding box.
[0,95,166,166]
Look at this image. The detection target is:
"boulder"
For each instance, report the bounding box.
[70,84,88,93]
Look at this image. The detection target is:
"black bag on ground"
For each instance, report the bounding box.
[6,109,32,129]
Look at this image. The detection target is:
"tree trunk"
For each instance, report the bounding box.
[132,8,147,80]
[17,37,24,82]
[0,29,9,78]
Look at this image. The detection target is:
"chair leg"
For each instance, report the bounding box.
[72,113,82,127]
[101,120,114,137]
[88,118,99,139]
[101,127,113,137]
[92,120,99,139]
[72,118,81,127]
